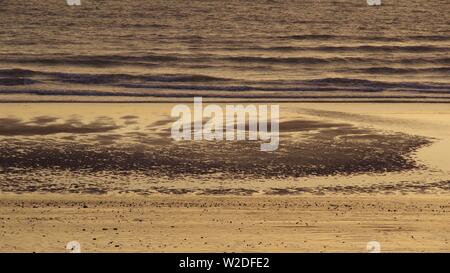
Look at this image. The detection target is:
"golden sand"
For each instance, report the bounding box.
[0,193,448,253]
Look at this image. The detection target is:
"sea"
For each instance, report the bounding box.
[0,0,449,101]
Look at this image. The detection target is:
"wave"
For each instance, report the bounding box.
[280,34,341,40]
[300,78,450,91]
[0,69,231,85]
[244,45,450,53]
[0,78,36,86]
[351,67,450,75]
[2,54,450,69]
[406,35,450,41]
[278,34,450,42]
[2,88,450,102]
[225,56,358,64]
[225,56,450,65]
[115,78,450,92]
[54,73,230,84]
[1,78,448,96]
[0,54,180,67]
[1,68,448,93]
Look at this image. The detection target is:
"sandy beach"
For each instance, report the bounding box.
[0,193,448,253]
[0,102,449,252]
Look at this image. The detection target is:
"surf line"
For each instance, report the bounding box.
[170,97,279,151]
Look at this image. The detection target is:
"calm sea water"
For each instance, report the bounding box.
[0,0,449,99]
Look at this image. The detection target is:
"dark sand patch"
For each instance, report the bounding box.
[0,117,121,136]
[0,116,432,195]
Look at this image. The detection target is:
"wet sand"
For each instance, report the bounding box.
[0,103,449,252]
[0,193,448,253]
[0,103,446,195]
